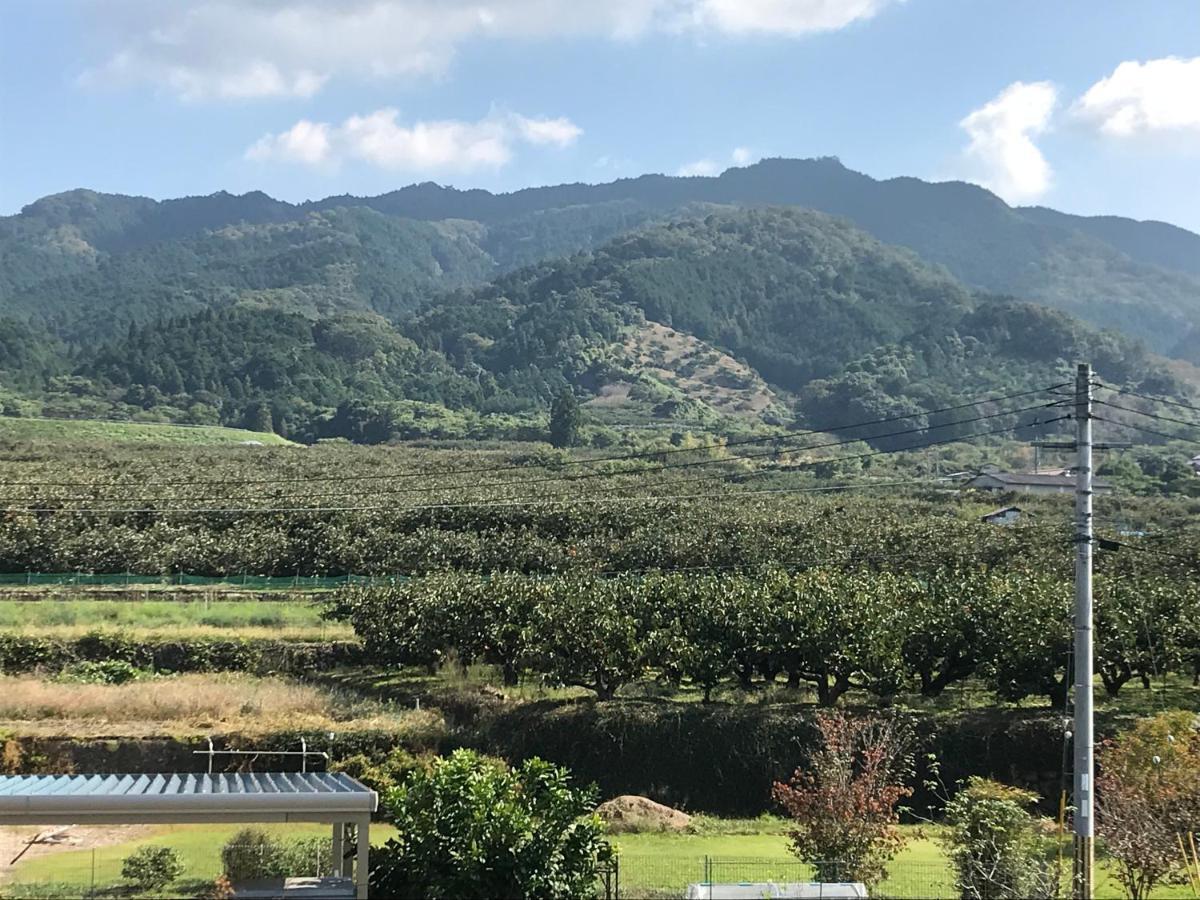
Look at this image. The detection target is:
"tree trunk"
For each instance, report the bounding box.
[501,660,519,687]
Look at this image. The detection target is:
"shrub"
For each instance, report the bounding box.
[943,778,1055,900]
[332,746,430,797]
[1097,711,1200,900]
[121,845,184,892]
[773,712,913,887]
[282,837,334,877]
[56,659,147,684]
[371,748,612,900]
[220,828,288,880]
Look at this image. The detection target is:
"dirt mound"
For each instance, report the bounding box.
[597,795,692,833]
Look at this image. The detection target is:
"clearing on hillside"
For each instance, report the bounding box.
[616,322,780,419]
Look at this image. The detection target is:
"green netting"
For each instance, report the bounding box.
[0,572,400,588]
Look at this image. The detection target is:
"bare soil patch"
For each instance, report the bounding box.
[598,795,692,833]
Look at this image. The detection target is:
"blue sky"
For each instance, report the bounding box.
[2,1,1199,230]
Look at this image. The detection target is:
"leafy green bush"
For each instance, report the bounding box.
[220,828,288,880]
[372,749,612,900]
[943,778,1055,900]
[281,837,334,877]
[331,746,430,797]
[56,659,148,684]
[121,845,184,892]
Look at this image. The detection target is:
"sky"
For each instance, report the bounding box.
[2,0,1199,230]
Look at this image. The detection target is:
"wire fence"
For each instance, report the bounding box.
[2,839,340,899]
[611,855,1153,900]
[616,856,957,899]
[2,849,1181,899]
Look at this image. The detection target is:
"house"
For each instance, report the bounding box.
[964,471,1112,495]
[981,506,1026,526]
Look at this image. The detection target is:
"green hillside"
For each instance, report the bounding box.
[4,159,1200,358]
[0,204,1186,447]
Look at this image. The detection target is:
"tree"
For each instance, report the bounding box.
[548,388,581,448]
[371,749,612,900]
[122,845,184,892]
[773,712,913,887]
[1096,711,1200,900]
[943,778,1055,900]
[244,400,275,434]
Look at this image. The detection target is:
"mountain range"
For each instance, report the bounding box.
[0,158,1197,443]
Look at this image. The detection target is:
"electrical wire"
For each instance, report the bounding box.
[1093,398,1200,432]
[1096,383,1200,416]
[1091,415,1194,444]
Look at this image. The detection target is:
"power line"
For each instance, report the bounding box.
[1092,533,1200,566]
[1096,383,1200,416]
[1093,398,1200,432]
[4,402,1066,505]
[0,384,1070,490]
[2,415,1067,514]
[1091,415,1195,444]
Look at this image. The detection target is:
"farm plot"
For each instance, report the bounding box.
[0,599,350,641]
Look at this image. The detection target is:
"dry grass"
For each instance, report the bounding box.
[0,674,442,739]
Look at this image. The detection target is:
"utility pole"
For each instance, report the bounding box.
[1072,362,1095,899]
[1032,365,1126,899]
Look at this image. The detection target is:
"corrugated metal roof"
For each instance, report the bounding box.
[0,773,377,821]
[0,773,368,797]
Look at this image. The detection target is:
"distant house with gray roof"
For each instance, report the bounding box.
[965,471,1112,495]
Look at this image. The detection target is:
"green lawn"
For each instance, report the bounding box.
[0,599,349,640]
[0,417,292,446]
[10,820,1192,899]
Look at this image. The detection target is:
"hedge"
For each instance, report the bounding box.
[0,633,365,676]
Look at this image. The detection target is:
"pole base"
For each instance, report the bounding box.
[1072,835,1094,899]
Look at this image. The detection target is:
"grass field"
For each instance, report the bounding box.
[0,417,293,446]
[0,673,439,738]
[7,821,1192,899]
[0,599,350,640]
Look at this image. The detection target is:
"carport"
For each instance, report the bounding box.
[0,773,377,899]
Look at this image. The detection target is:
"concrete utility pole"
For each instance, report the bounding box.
[1073,362,1095,899]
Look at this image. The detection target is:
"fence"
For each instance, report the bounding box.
[2,838,335,899]
[610,855,1152,900]
[615,856,956,899]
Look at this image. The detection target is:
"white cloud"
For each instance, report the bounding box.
[82,0,901,101]
[685,0,895,35]
[246,107,581,172]
[245,119,331,164]
[512,114,584,147]
[676,158,721,177]
[958,81,1057,203]
[677,146,758,176]
[1073,56,1200,138]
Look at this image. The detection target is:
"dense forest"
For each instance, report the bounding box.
[5,158,1199,357]
[0,204,1182,447]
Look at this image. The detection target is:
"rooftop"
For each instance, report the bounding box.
[0,773,377,823]
[969,472,1111,488]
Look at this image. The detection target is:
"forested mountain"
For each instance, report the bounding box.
[1,206,1173,445]
[3,158,1199,359]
